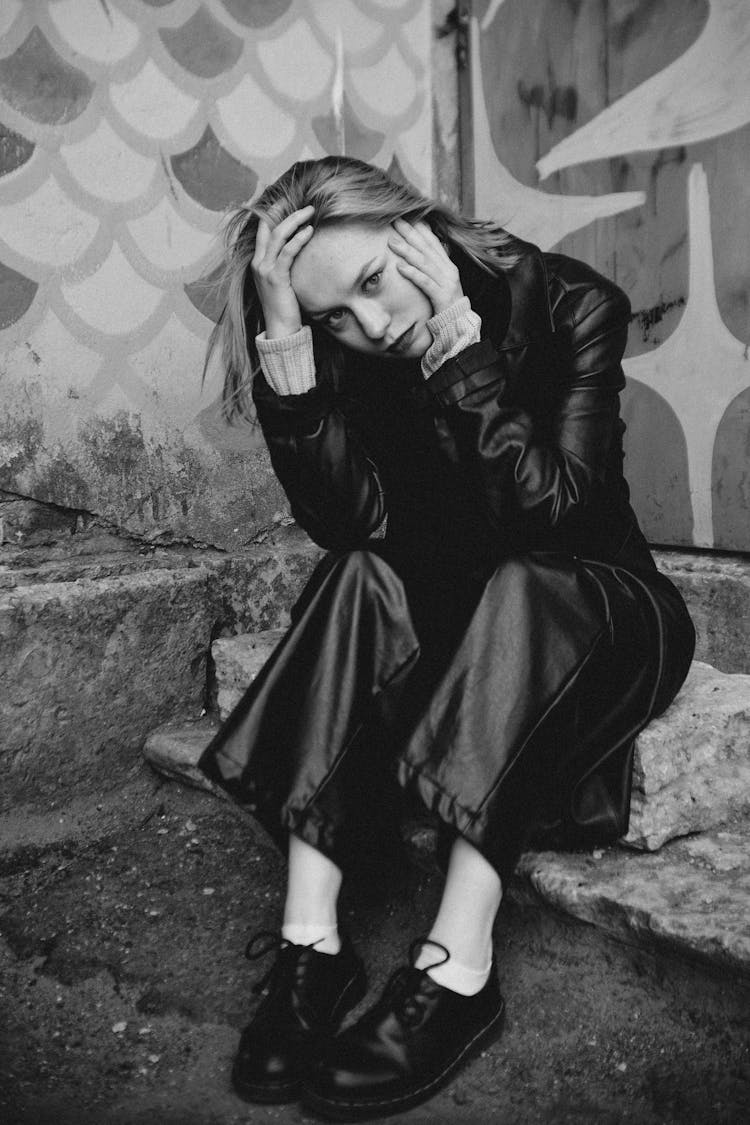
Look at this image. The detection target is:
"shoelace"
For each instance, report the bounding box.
[382,937,451,1030]
[244,929,322,998]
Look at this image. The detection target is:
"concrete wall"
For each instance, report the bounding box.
[0,0,446,550]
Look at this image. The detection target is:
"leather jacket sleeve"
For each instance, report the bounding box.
[425,276,631,537]
[252,373,386,550]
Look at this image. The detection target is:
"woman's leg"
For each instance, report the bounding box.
[206,550,426,1106]
[281,833,343,954]
[302,832,506,1119]
[200,549,421,867]
[415,836,502,994]
[232,831,365,1105]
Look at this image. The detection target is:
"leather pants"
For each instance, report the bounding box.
[199,548,694,884]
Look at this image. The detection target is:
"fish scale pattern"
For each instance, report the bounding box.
[0,0,432,547]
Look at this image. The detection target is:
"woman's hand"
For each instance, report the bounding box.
[388,219,464,315]
[252,205,315,338]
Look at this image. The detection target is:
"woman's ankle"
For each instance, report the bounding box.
[281,922,342,955]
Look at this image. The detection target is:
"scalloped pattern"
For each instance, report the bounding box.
[0,27,93,125]
[0,0,431,542]
[160,6,244,79]
[49,0,140,65]
[171,125,258,211]
[0,259,38,329]
[0,125,34,178]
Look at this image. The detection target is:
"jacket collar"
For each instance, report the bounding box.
[456,239,554,351]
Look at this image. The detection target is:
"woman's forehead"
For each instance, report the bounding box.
[291,222,389,311]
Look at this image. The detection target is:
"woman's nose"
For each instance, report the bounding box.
[357,303,390,340]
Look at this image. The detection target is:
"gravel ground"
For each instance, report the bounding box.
[1,773,748,1125]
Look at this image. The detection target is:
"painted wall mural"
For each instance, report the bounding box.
[0,0,434,548]
[536,0,750,178]
[467,0,750,551]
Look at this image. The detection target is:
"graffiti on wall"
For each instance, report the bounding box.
[0,0,433,547]
[469,0,750,550]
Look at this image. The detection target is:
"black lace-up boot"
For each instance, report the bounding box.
[302,939,505,1120]
[232,930,367,1104]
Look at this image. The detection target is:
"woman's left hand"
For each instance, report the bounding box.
[389,219,464,314]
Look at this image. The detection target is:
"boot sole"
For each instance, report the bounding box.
[302,997,506,1121]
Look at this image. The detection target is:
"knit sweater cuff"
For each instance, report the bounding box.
[256,327,317,395]
[421,297,482,379]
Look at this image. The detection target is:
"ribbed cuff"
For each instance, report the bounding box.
[256,326,317,395]
[421,297,482,379]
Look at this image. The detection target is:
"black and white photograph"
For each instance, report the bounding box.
[0,2,748,1122]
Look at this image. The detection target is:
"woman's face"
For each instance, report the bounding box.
[290,222,434,360]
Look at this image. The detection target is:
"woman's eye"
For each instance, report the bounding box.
[324,308,347,327]
[364,271,382,291]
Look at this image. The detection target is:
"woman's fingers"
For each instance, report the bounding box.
[252,206,315,337]
[389,218,463,313]
[252,217,271,265]
[265,205,315,254]
[393,218,445,260]
[275,222,314,266]
[254,206,314,270]
[390,219,452,276]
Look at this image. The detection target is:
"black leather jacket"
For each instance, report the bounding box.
[253,239,654,579]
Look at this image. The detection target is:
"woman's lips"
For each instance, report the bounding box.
[387,324,416,354]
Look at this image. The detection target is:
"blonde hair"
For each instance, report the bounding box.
[206,156,522,422]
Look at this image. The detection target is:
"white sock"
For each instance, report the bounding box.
[281,921,342,955]
[281,834,343,956]
[414,837,502,995]
[421,951,492,996]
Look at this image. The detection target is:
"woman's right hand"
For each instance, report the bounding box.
[252,205,315,338]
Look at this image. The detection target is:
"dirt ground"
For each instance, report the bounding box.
[1,770,748,1125]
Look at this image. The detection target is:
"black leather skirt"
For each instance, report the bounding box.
[199,547,694,884]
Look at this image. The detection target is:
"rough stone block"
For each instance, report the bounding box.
[143,714,221,793]
[199,538,323,632]
[0,567,220,812]
[625,661,750,851]
[212,629,287,720]
[0,538,321,818]
[142,715,268,843]
[654,550,750,675]
[515,829,750,979]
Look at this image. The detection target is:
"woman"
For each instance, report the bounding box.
[199,156,694,1120]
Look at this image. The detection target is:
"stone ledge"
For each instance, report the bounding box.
[514,829,750,980]
[0,567,220,812]
[653,550,750,675]
[197,542,322,632]
[212,629,287,719]
[0,544,321,815]
[142,714,223,795]
[625,660,750,851]
[142,715,270,850]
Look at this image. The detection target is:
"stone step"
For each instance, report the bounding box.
[142,712,750,981]
[212,629,287,720]
[142,714,223,796]
[514,828,750,980]
[0,542,320,819]
[653,550,750,675]
[625,660,750,850]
